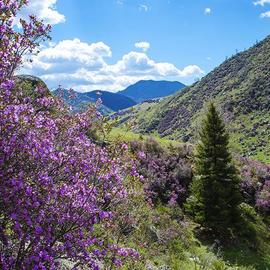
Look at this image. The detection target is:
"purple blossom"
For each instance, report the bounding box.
[0,1,140,269]
[131,139,192,206]
[1,79,14,90]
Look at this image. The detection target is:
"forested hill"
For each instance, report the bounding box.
[132,35,270,162]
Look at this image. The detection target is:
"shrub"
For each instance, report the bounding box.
[130,138,193,206]
[0,1,140,269]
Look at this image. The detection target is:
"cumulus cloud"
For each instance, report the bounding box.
[135,41,150,52]
[17,0,65,25]
[204,8,211,15]
[24,39,111,74]
[260,10,270,17]
[21,39,204,92]
[253,0,270,18]
[254,0,270,5]
[139,4,149,12]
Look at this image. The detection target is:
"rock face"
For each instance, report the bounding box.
[132,36,270,162]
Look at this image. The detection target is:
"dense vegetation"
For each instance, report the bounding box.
[123,37,270,163]
[0,1,269,269]
[109,130,270,269]
[0,2,140,269]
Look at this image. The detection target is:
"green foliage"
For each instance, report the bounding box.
[186,104,242,235]
[223,245,270,270]
[238,203,270,252]
[103,125,269,269]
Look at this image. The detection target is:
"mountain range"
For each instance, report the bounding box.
[53,80,185,113]
[120,36,270,163]
[53,89,136,113]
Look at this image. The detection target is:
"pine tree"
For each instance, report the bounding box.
[186,103,242,235]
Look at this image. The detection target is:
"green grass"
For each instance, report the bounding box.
[108,127,182,148]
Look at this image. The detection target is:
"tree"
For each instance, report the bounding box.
[186,103,242,235]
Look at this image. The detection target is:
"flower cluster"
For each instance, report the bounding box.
[237,156,270,214]
[0,82,140,269]
[130,139,193,206]
[0,1,139,269]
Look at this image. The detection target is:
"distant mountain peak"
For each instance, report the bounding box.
[119,80,185,103]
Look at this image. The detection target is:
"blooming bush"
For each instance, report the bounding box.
[237,156,270,215]
[0,89,140,269]
[0,1,139,269]
[130,139,193,206]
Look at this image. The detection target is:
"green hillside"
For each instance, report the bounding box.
[126,36,270,163]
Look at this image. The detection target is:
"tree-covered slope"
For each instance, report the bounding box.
[119,80,185,103]
[133,36,270,162]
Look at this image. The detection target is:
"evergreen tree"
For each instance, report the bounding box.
[186,103,242,235]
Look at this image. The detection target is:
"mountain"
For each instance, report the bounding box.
[125,36,270,163]
[53,80,185,114]
[85,90,136,111]
[119,80,185,103]
[53,89,137,113]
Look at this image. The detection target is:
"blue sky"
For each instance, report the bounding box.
[21,0,270,92]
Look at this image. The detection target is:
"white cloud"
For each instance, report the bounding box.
[178,65,204,77]
[17,0,65,25]
[24,39,111,74]
[254,0,270,6]
[116,0,124,5]
[135,41,150,52]
[139,4,149,12]
[21,39,204,92]
[253,0,270,18]
[260,10,270,17]
[204,8,211,15]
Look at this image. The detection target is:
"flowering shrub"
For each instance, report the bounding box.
[256,180,270,214]
[0,88,141,269]
[131,139,193,206]
[237,156,270,214]
[0,1,139,269]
